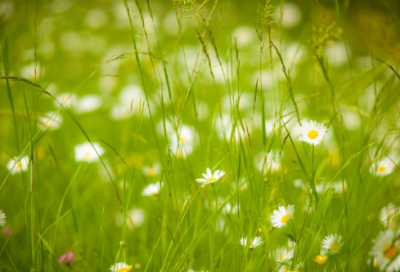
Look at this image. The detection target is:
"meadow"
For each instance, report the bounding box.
[1,0,400,271]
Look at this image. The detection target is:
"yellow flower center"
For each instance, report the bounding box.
[330,242,339,250]
[280,253,285,260]
[148,168,157,176]
[117,265,132,272]
[179,136,187,142]
[16,162,23,169]
[249,243,254,248]
[383,244,397,259]
[308,130,319,139]
[373,261,378,267]
[281,214,291,223]
[378,166,386,173]
[83,153,91,160]
[314,255,328,265]
[207,177,216,183]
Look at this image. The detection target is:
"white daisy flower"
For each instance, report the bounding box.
[74,94,102,114]
[322,234,343,254]
[299,120,327,146]
[380,204,399,229]
[39,112,63,130]
[370,229,400,271]
[370,158,395,176]
[196,168,225,187]
[255,152,281,173]
[110,262,132,272]
[270,205,294,228]
[276,247,294,263]
[55,93,77,108]
[74,142,104,162]
[0,209,6,227]
[222,202,239,214]
[142,182,163,196]
[142,163,161,177]
[170,125,196,157]
[7,155,29,175]
[240,237,263,249]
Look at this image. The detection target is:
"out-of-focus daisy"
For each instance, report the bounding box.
[370,158,395,176]
[58,251,75,265]
[74,142,104,162]
[222,202,239,214]
[276,247,294,263]
[110,262,132,272]
[370,229,400,271]
[322,234,343,254]
[270,205,294,228]
[39,112,63,130]
[142,182,163,196]
[0,209,6,227]
[240,237,263,249]
[73,95,102,114]
[142,162,161,177]
[299,120,327,146]
[55,93,77,108]
[380,204,399,229]
[196,168,225,187]
[116,208,145,229]
[7,156,29,175]
[170,125,196,157]
[274,3,302,29]
[314,250,328,265]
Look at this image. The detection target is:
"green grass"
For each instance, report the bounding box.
[1,0,400,271]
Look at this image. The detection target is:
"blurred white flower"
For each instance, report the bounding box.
[142,182,163,196]
[7,156,29,175]
[370,229,400,271]
[322,234,343,254]
[39,112,63,130]
[74,142,104,162]
[370,157,395,176]
[274,3,301,29]
[0,209,6,227]
[74,95,102,114]
[240,237,263,249]
[55,93,77,108]
[380,204,399,229]
[142,162,161,177]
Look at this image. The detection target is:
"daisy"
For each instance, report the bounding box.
[222,202,239,214]
[142,162,161,177]
[58,251,75,265]
[299,120,327,146]
[370,229,400,271]
[255,152,281,173]
[0,209,6,227]
[196,168,225,187]
[314,252,328,265]
[6,156,29,175]
[39,112,63,130]
[55,93,77,108]
[370,158,395,176]
[240,237,263,249]
[270,205,294,228]
[380,204,399,229]
[322,234,343,254]
[110,262,132,272]
[142,182,163,196]
[74,95,102,114]
[170,125,196,157]
[74,142,104,162]
[276,247,294,263]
